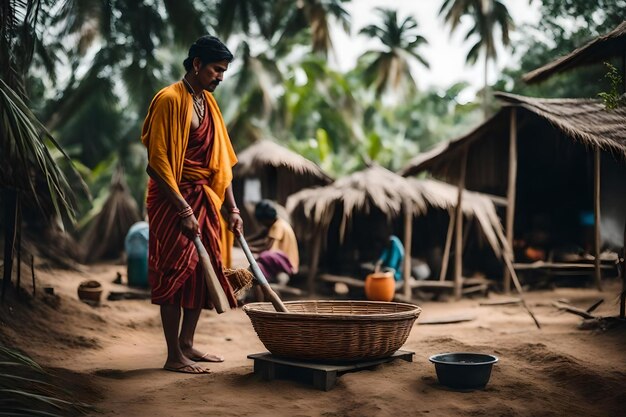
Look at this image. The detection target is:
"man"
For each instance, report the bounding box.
[247,200,299,287]
[141,35,243,374]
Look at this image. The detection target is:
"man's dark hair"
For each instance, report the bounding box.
[183,35,234,71]
[255,200,277,222]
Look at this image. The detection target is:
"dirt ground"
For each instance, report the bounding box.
[1,256,625,417]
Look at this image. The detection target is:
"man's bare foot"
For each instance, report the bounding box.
[182,347,224,362]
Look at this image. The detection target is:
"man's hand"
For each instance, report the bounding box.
[228,212,243,236]
[180,214,200,239]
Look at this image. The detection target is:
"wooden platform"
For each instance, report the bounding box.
[247,350,414,391]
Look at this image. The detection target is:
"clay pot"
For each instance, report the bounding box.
[364,272,395,302]
[77,280,103,305]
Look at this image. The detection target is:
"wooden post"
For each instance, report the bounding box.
[454,150,468,300]
[593,148,603,291]
[439,209,455,282]
[403,198,413,299]
[307,230,323,297]
[504,108,517,294]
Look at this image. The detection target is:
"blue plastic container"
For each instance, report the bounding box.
[125,221,149,288]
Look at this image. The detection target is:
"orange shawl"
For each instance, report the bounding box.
[141,81,237,212]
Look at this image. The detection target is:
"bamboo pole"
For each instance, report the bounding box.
[403,198,413,299]
[504,108,517,294]
[308,230,323,297]
[439,209,455,282]
[454,150,468,300]
[593,148,603,291]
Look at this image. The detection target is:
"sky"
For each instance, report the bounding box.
[330,0,542,98]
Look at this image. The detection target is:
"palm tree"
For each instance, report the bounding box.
[290,0,351,57]
[1,0,84,297]
[357,7,429,100]
[439,0,514,116]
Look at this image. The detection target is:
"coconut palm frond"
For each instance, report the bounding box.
[0,345,92,416]
[0,78,81,222]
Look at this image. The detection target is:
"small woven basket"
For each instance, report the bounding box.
[243,300,421,362]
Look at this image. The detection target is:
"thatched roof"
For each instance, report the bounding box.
[287,166,504,256]
[287,165,427,241]
[523,21,626,84]
[235,140,332,183]
[399,92,626,178]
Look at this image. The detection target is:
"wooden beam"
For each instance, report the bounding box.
[403,198,413,299]
[307,229,323,297]
[504,108,517,294]
[439,209,455,282]
[593,148,603,291]
[454,150,468,300]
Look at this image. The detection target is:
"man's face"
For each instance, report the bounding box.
[197,59,229,92]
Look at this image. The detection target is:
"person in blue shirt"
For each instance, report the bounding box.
[375,235,405,281]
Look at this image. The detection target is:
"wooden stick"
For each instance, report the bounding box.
[504,108,517,294]
[496,227,541,329]
[552,302,597,320]
[585,299,604,313]
[193,236,230,314]
[237,234,288,313]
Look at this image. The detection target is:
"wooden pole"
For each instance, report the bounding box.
[439,209,455,282]
[454,150,468,300]
[593,148,603,291]
[403,199,413,299]
[307,230,323,297]
[504,108,517,294]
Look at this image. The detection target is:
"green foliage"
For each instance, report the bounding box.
[597,62,626,110]
[0,345,91,416]
[497,0,625,98]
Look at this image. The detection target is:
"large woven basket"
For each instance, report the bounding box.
[243,300,421,362]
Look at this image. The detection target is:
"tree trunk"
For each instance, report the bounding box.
[2,188,18,301]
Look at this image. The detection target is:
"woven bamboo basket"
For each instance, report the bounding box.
[243,300,421,362]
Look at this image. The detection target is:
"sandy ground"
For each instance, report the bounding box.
[1,256,625,417]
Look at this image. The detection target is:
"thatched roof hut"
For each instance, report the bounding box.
[233,140,333,234]
[400,92,626,291]
[234,140,332,205]
[79,170,142,263]
[522,21,626,85]
[287,165,506,296]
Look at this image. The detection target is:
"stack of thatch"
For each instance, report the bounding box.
[79,169,141,263]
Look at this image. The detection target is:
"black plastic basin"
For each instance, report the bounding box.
[428,352,498,390]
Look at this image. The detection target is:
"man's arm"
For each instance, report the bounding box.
[146,164,198,239]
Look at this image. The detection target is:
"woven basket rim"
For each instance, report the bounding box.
[243,300,421,321]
